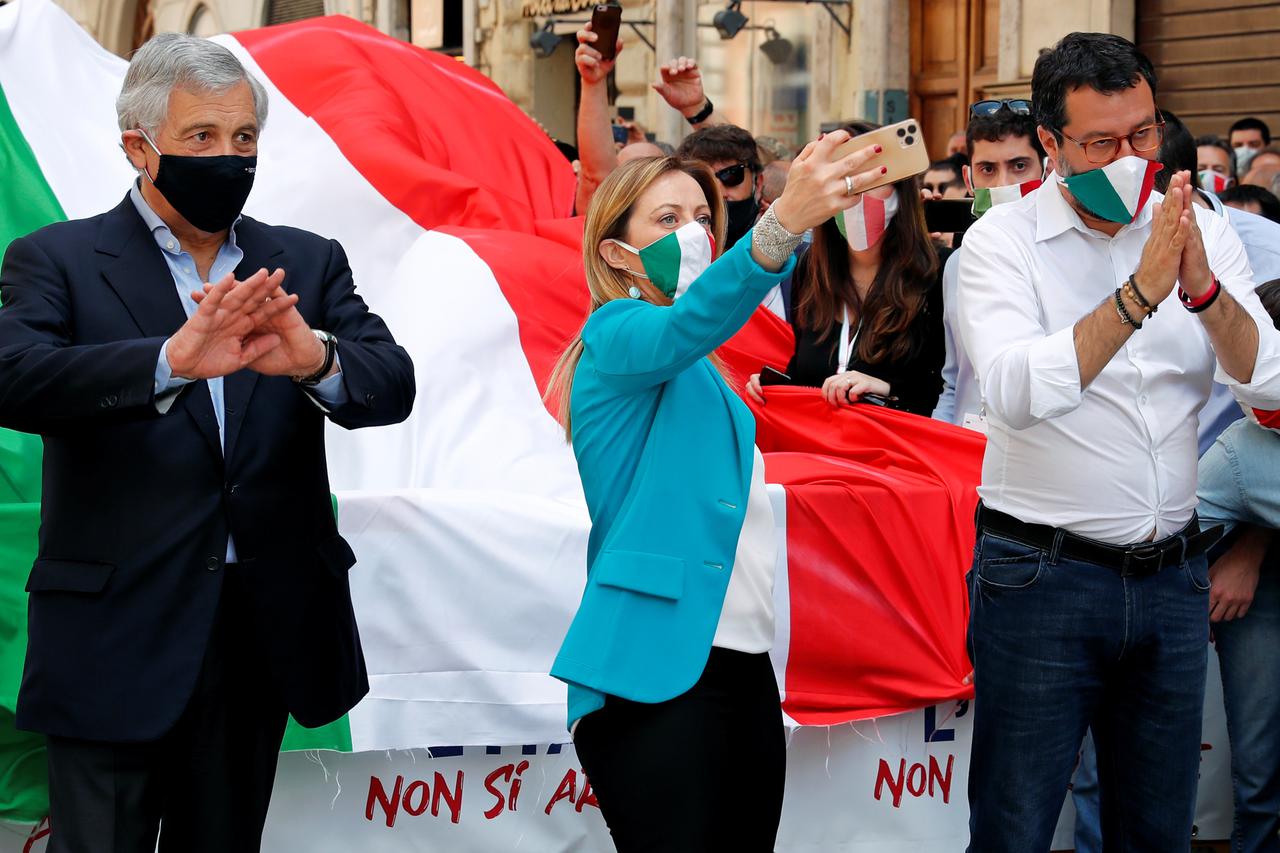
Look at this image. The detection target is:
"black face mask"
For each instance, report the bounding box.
[724,194,760,250]
[140,130,256,233]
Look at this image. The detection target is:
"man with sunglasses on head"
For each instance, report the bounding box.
[932,98,1045,426]
[956,32,1280,853]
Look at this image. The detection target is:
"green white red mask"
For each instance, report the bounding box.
[971,178,1042,218]
[611,220,716,299]
[834,189,899,251]
[1061,155,1163,224]
[1198,170,1233,195]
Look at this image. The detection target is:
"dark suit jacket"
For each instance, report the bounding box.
[0,194,415,742]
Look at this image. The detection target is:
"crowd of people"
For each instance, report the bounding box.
[6,19,1280,853]
[552,21,1280,853]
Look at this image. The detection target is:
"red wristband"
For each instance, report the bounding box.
[1179,277,1220,313]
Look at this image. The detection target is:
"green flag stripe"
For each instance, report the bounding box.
[0,80,62,823]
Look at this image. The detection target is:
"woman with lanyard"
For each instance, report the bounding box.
[546,134,886,851]
[746,120,947,416]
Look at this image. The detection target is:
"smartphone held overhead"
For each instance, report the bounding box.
[590,3,622,61]
[832,119,930,194]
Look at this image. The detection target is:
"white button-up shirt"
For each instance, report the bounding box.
[956,172,1280,544]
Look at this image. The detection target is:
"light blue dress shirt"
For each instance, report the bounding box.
[131,184,346,561]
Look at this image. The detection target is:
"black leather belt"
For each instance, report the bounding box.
[976,503,1223,578]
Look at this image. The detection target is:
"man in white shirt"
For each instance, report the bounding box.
[956,32,1280,853]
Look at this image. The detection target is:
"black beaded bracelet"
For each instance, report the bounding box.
[1115,287,1142,330]
[685,98,714,126]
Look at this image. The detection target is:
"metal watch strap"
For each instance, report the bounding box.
[296,329,336,385]
[751,205,804,266]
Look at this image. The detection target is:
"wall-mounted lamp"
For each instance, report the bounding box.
[712,1,749,39]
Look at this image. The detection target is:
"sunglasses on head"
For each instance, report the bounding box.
[715,163,750,188]
[970,99,1032,118]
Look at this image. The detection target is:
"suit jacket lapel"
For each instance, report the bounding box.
[222,217,285,463]
[97,194,223,461]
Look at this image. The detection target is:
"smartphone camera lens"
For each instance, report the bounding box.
[896,128,906,138]
[908,124,917,134]
[904,135,915,146]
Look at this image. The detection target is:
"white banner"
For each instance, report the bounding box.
[0,682,1233,852]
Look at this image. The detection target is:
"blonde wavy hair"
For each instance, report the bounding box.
[546,156,726,439]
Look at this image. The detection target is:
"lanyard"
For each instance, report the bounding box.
[838,305,861,374]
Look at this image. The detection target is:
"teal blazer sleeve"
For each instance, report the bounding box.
[581,229,796,394]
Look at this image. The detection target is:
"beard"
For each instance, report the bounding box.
[1055,157,1112,223]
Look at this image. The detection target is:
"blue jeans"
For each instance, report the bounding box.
[966,528,1210,853]
[1199,419,1280,853]
[1071,731,1102,853]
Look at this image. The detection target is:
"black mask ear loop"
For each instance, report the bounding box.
[134,127,162,185]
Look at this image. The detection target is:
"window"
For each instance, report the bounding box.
[265,0,325,26]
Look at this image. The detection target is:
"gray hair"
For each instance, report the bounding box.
[116,33,268,136]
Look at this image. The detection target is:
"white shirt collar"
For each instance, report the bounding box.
[1034,168,1156,243]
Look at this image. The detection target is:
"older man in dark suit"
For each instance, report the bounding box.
[0,32,414,852]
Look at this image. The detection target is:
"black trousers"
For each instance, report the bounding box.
[45,564,289,853]
[573,647,786,853]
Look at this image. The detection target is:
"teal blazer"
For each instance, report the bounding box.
[550,231,796,727]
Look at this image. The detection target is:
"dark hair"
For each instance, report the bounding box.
[966,106,1046,162]
[1218,184,1280,224]
[677,124,761,173]
[1195,134,1237,178]
[795,120,939,365]
[926,159,961,184]
[1155,110,1196,192]
[1031,32,1157,138]
[1255,278,1280,329]
[1229,117,1272,146]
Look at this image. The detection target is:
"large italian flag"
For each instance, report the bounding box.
[0,0,981,822]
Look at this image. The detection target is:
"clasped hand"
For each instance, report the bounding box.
[1133,170,1213,309]
[165,268,326,381]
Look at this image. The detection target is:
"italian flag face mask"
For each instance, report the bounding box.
[971,178,1042,217]
[611,220,716,300]
[1061,155,1163,224]
[834,189,899,251]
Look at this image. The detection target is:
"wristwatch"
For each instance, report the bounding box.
[685,98,715,126]
[295,329,337,385]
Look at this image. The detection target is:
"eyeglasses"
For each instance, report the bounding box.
[1059,121,1165,164]
[970,99,1032,117]
[715,163,749,188]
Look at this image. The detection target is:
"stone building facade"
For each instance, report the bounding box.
[49,0,1280,160]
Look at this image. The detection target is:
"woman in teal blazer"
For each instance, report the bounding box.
[548,137,887,851]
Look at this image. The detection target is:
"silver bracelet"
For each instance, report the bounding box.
[751,205,804,266]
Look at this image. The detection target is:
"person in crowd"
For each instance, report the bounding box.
[1220,183,1280,224]
[957,32,1280,852]
[946,130,968,159]
[1229,116,1272,176]
[923,159,968,199]
[0,34,415,852]
[547,136,886,852]
[1242,146,1280,190]
[932,99,1046,426]
[755,136,794,166]
[1069,109,1280,853]
[1194,276,1280,853]
[1197,134,1237,193]
[760,158,791,211]
[677,124,765,250]
[744,120,945,417]
[617,140,665,163]
[572,23,630,215]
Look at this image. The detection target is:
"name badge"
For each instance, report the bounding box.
[961,411,989,435]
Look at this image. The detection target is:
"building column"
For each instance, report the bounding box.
[848,0,907,125]
[653,0,688,145]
